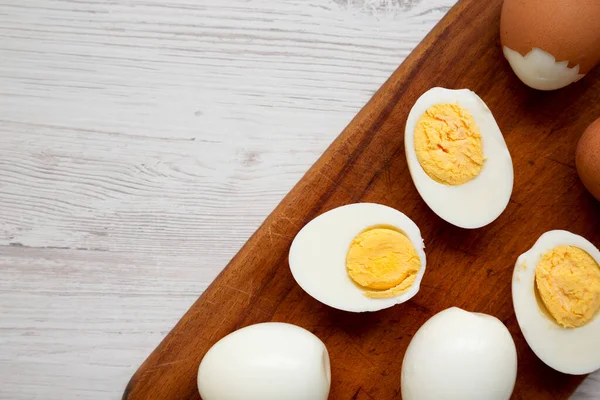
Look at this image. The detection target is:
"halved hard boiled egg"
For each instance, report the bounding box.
[512,230,600,374]
[289,203,426,312]
[405,88,514,229]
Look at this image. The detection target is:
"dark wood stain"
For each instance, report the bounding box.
[123,0,600,398]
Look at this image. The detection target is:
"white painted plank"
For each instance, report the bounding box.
[0,0,597,399]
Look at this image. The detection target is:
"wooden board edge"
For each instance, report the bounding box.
[121,0,490,397]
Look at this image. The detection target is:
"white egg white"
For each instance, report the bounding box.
[289,203,426,313]
[503,47,584,91]
[404,87,514,229]
[197,323,331,400]
[401,307,517,400]
[512,230,600,375]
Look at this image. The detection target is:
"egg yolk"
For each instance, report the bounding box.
[414,103,484,185]
[346,227,420,299]
[535,245,600,328]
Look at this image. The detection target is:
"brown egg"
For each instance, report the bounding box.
[576,118,600,201]
[500,0,600,90]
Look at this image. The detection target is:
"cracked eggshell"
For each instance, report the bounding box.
[501,0,600,90]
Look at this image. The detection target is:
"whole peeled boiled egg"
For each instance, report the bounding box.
[513,230,600,374]
[405,87,514,229]
[401,307,517,400]
[501,0,600,90]
[289,203,426,312]
[576,117,600,201]
[197,323,331,400]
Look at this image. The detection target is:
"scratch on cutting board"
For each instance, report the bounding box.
[352,387,376,400]
[266,226,295,246]
[143,358,193,375]
[224,284,253,304]
[317,170,341,187]
[316,170,359,202]
[280,215,302,229]
[347,341,377,368]
[205,309,244,344]
[267,226,275,246]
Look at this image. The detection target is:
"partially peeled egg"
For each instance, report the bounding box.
[501,0,600,90]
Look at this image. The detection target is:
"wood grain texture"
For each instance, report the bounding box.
[0,1,463,399]
[122,0,600,399]
[1,0,599,399]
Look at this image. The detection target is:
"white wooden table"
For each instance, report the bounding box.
[0,1,598,399]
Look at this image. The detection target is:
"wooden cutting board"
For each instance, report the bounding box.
[123,0,600,398]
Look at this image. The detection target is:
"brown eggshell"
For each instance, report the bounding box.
[501,0,600,74]
[576,118,600,201]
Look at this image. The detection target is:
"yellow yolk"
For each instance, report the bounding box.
[535,245,600,328]
[346,227,420,299]
[414,103,484,185]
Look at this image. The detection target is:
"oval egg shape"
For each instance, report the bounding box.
[197,323,331,400]
[500,0,600,90]
[576,117,600,201]
[401,307,517,400]
[512,230,600,375]
[289,203,426,312]
[405,87,514,229]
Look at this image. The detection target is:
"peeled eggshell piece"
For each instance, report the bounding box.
[198,323,331,400]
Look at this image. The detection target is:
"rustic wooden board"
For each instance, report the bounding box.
[123,0,600,398]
